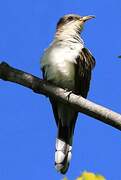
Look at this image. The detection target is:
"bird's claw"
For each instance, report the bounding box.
[65,89,73,101]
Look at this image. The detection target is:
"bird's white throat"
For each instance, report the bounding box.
[55,22,83,44]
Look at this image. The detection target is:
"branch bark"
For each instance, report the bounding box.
[0,61,121,130]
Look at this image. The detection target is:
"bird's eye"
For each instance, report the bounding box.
[68,16,74,21]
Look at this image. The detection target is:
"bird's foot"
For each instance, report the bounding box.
[65,90,74,101]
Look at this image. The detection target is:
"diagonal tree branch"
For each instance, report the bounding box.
[0,61,121,130]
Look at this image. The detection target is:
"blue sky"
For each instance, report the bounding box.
[0,0,121,180]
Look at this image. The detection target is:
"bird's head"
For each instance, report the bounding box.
[56,14,95,39]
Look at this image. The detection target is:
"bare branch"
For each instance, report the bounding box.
[0,61,121,131]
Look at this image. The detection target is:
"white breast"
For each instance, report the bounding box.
[41,42,82,89]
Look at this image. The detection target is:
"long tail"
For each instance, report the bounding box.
[49,98,77,174]
[54,103,77,174]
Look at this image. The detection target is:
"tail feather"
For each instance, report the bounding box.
[55,138,72,174]
[50,101,78,174]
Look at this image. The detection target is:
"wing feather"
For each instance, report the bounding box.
[75,47,95,98]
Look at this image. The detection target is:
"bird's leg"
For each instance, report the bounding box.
[65,89,74,101]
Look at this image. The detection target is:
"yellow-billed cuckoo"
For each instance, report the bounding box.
[41,14,95,174]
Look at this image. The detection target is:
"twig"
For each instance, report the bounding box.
[0,61,121,130]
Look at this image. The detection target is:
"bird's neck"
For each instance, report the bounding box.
[54,24,84,44]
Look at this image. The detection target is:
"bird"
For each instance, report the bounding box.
[41,14,96,174]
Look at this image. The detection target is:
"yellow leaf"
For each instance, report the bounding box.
[76,172,106,180]
[63,177,68,180]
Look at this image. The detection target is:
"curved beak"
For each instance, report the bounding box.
[81,15,95,22]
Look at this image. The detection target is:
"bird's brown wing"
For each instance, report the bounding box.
[75,47,95,98]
